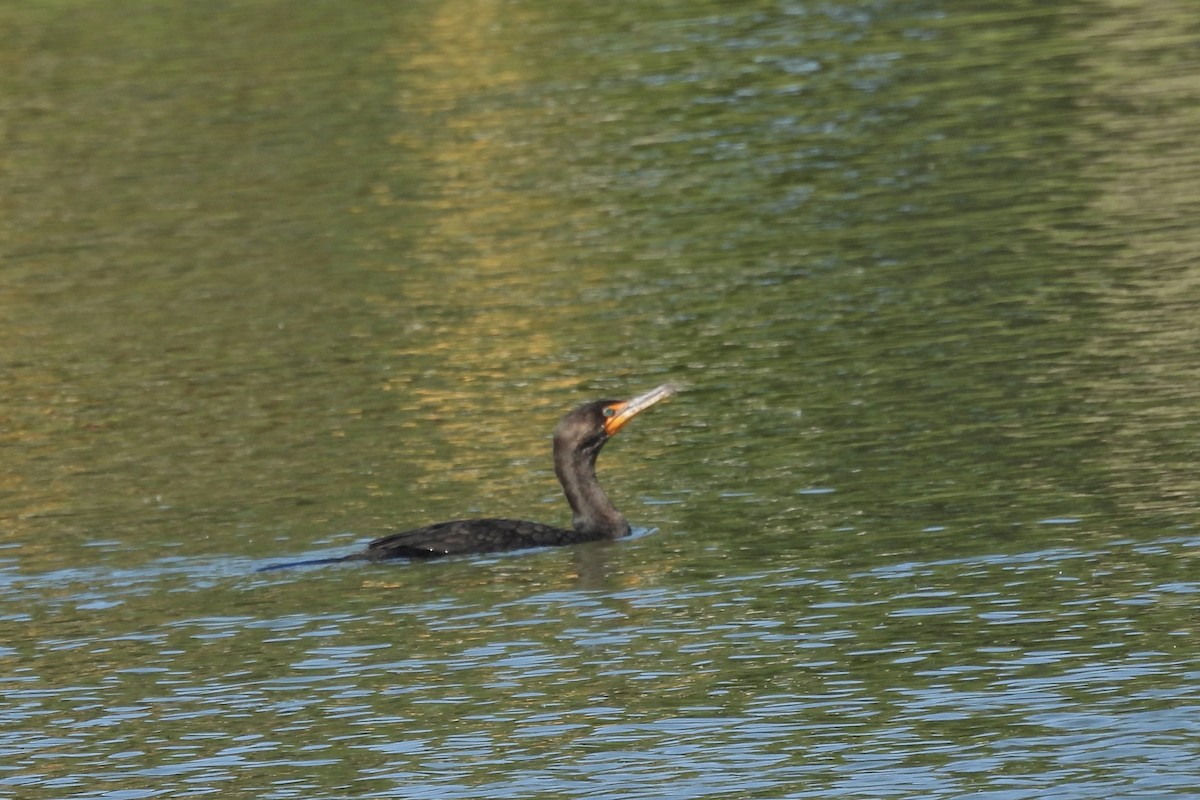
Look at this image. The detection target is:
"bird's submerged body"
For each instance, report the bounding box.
[259,384,674,570]
[351,518,614,561]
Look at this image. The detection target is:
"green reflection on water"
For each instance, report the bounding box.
[4,0,1197,569]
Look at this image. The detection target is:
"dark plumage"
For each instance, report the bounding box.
[259,384,674,570]
[346,517,619,561]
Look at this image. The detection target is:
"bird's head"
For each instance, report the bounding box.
[553,383,677,456]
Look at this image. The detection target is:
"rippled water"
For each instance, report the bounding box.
[3,0,1199,797]
[6,532,1198,797]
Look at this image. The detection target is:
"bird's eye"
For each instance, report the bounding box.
[603,407,616,418]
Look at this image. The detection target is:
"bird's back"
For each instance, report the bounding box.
[356,518,614,560]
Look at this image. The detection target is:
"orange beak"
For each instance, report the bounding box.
[603,384,676,436]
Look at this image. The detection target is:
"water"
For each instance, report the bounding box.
[3,0,1198,797]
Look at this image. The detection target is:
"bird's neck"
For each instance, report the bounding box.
[554,441,630,538]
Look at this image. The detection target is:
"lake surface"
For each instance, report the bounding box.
[3,0,1198,797]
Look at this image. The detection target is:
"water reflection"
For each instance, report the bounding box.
[2,0,1199,798]
[1073,2,1200,522]
[4,529,1196,797]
